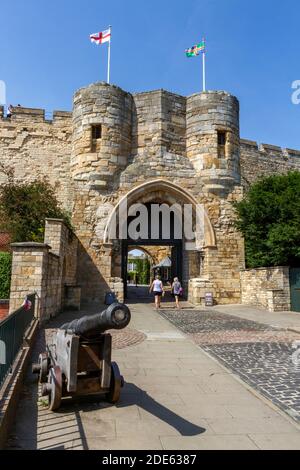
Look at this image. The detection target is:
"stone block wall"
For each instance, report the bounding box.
[240,140,300,188]
[240,266,291,312]
[64,286,81,310]
[9,219,79,321]
[45,252,61,319]
[9,243,49,316]
[0,107,73,211]
[188,277,215,305]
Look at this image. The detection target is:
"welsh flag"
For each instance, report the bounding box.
[90,28,111,45]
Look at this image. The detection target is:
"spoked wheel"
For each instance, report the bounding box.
[32,352,49,382]
[47,365,62,411]
[39,353,49,383]
[106,362,124,404]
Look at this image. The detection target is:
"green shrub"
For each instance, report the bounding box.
[234,171,300,268]
[0,252,12,299]
[128,258,150,284]
[0,177,72,243]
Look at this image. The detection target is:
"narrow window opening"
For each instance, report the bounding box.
[92,124,102,140]
[218,131,226,146]
[91,124,102,152]
[217,130,226,158]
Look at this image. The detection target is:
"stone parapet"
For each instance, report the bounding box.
[9,243,50,317]
[240,266,291,312]
[188,277,215,306]
[240,140,300,188]
[9,220,79,322]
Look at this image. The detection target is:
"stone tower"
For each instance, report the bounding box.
[72,82,134,191]
[186,91,240,194]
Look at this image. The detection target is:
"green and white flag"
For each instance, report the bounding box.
[185,40,205,57]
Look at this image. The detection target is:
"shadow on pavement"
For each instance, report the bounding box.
[118,382,205,436]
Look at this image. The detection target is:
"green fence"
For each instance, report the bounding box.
[0,294,36,388]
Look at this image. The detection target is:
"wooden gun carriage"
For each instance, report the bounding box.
[32,303,131,410]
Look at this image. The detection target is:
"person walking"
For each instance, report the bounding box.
[171,277,182,309]
[149,275,164,310]
[7,104,13,118]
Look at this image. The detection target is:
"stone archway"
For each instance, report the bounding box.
[103,179,216,248]
[103,179,216,301]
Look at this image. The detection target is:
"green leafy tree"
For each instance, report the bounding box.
[0,165,71,243]
[0,252,12,299]
[128,258,150,284]
[234,171,300,268]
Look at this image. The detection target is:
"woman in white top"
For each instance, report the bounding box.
[149,275,164,310]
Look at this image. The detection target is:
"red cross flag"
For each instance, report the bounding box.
[90,28,111,45]
[90,26,112,84]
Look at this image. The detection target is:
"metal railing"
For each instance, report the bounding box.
[0,294,36,388]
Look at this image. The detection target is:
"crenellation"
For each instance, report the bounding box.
[10,106,45,122]
[286,148,300,158]
[240,139,300,186]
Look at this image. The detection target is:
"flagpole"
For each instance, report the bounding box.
[107,25,111,84]
[202,37,206,92]
[202,51,206,92]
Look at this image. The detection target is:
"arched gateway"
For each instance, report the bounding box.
[103,179,217,299]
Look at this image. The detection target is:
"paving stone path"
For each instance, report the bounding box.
[159,309,300,423]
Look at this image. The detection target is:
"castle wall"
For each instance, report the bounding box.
[2,84,300,309]
[0,106,73,211]
[240,139,300,187]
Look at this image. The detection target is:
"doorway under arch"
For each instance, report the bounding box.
[103,179,216,302]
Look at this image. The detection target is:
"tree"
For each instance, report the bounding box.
[233,171,300,268]
[0,165,71,243]
[128,257,150,284]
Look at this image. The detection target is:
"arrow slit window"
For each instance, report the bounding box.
[217,130,227,158]
[91,125,102,152]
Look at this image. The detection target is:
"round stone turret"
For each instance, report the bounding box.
[186,91,240,192]
[72,82,133,190]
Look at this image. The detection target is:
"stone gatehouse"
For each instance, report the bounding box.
[1,82,300,313]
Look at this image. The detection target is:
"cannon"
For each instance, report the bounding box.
[32,303,131,411]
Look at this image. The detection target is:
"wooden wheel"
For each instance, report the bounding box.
[48,365,62,411]
[39,353,49,383]
[106,362,123,404]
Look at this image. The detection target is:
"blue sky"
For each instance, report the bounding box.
[0,0,299,148]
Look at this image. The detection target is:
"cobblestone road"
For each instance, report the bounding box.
[159,309,300,423]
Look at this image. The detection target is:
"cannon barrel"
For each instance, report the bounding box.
[60,303,131,338]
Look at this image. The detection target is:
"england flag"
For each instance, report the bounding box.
[90,28,111,45]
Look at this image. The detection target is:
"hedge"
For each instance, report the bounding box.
[0,252,12,299]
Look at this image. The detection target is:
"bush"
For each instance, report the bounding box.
[128,258,150,284]
[233,171,300,268]
[0,177,72,243]
[0,252,12,299]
